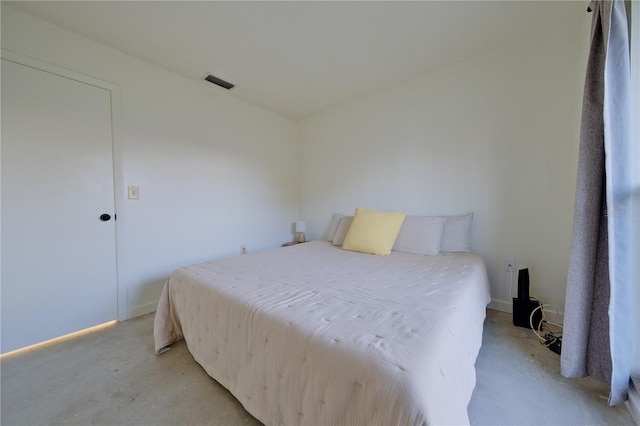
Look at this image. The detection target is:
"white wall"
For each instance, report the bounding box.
[1,5,300,318]
[299,16,591,315]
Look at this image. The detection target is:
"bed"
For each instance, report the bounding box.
[155,219,491,425]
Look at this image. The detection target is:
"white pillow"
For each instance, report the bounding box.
[326,213,345,241]
[441,213,473,252]
[392,215,446,256]
[332,216,353,246]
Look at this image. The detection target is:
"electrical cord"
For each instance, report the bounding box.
[507,265,514,300]
[529,302,563,354]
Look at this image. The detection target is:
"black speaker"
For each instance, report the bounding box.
[513,299,542,329]
[517,268,530,301]
[512,268,542,329]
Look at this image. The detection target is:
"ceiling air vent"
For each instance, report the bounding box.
[203,73,234,90]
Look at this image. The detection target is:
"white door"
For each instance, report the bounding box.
[1,59,118,353]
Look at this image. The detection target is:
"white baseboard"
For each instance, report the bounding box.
[488,299,513,313]
[628,377,640,425]
[128,302,157,319]
[488,298,565,325]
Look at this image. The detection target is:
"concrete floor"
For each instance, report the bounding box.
[468,311,634,425]
[1,309,635,425]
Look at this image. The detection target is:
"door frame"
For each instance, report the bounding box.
[1,49,127,321]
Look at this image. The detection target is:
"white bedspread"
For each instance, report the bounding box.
[155,241,490,425]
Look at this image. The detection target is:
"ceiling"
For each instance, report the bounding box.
[6,1,585,120]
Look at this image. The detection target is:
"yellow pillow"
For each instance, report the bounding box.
[341,208,406,255]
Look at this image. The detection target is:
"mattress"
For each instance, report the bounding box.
[154,241,491,425]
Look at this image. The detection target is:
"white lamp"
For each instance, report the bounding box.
[295,220,306,243]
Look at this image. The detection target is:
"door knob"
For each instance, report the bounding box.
[99,214,111,222]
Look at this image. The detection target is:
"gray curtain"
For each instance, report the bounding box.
[562,0,632,406]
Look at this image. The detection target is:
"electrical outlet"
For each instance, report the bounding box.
[504,258,516,271]
[127,185,139,200]
[240,245,247,255]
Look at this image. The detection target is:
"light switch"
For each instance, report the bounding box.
[128,185,139,200]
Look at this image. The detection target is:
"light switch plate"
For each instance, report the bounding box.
[128,185,139,200]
